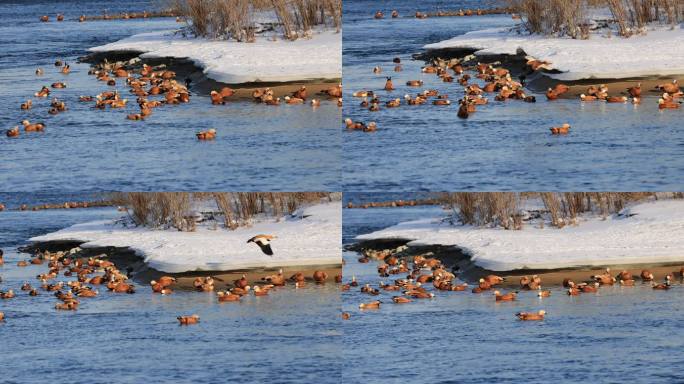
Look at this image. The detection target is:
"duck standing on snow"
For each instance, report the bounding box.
[247,234,277,256]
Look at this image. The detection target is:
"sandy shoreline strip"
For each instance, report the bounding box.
[529,75,684,99]
[170,266,342,289]
[88,29,341,83]
[351,240,684,288]
[24,241,341,288]
[418,48,684,99]
[81,51,340,101]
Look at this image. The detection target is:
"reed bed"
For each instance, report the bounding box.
[168,0,341,41]
[112,192,336,231]
[507,0,684,38]
[440,192,522,230]
[439,192,679,229]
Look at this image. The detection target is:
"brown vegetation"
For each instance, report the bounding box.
[169,0,341,41]
[439,192,680,229]
[112,192,335,231]
[508,0,684,38]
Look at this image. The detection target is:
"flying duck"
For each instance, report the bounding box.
[247,234,276,255]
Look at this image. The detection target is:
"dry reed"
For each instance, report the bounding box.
[169,0,341,40]
[508,0,684,37]
[113,192,334,231]
[439,192,671,229]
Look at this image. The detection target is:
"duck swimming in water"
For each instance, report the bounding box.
[177,314,200,325]
[494,290,516,301]
[606,96,627,103]
[383,77,396,91]
[22,120,45,132]
[516,310,545,321]
[652,281,671,290]
[6,126,20,137]
[457,100,471,119]
[196,128,217,140]
[658,98,680,109]
[359,300,381,309]
[550,123,570,135]
[35,86,50,98]
[393,296,411,304]
[217,291,241,302]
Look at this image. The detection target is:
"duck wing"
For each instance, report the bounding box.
[257,242,274,256]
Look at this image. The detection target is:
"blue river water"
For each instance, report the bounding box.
[342,0,684,191]
[341,194,684,383]
[0,0,340,191]
[0,193,341,383]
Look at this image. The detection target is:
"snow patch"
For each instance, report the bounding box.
[425,25,684,80]
[31,202,342,273]
[90,29,341,83]
[357,200,684,271]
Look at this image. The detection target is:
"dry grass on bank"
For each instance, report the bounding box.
[111,192,337,231]
[507,0,684,38]
[439,192,683,230]
[168,0,341,41]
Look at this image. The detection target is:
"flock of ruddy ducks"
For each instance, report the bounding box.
[7,56,342,141]
[5,58,195,138]
[0,247,341,326]
[345,52,682,134]
[38,11,177,23]
[342,246,684,322]
[373,8,511,20]
[0,200,111,212]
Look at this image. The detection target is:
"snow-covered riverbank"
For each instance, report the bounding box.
[31,202,341,273]
[357,199,684,271]
[89,29,341,83]
[425,25,684,81]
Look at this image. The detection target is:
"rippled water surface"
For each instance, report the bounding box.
[0,0,340,191]
[342,0,684,191]
[341,197,684,383]
[0,194,340,383]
